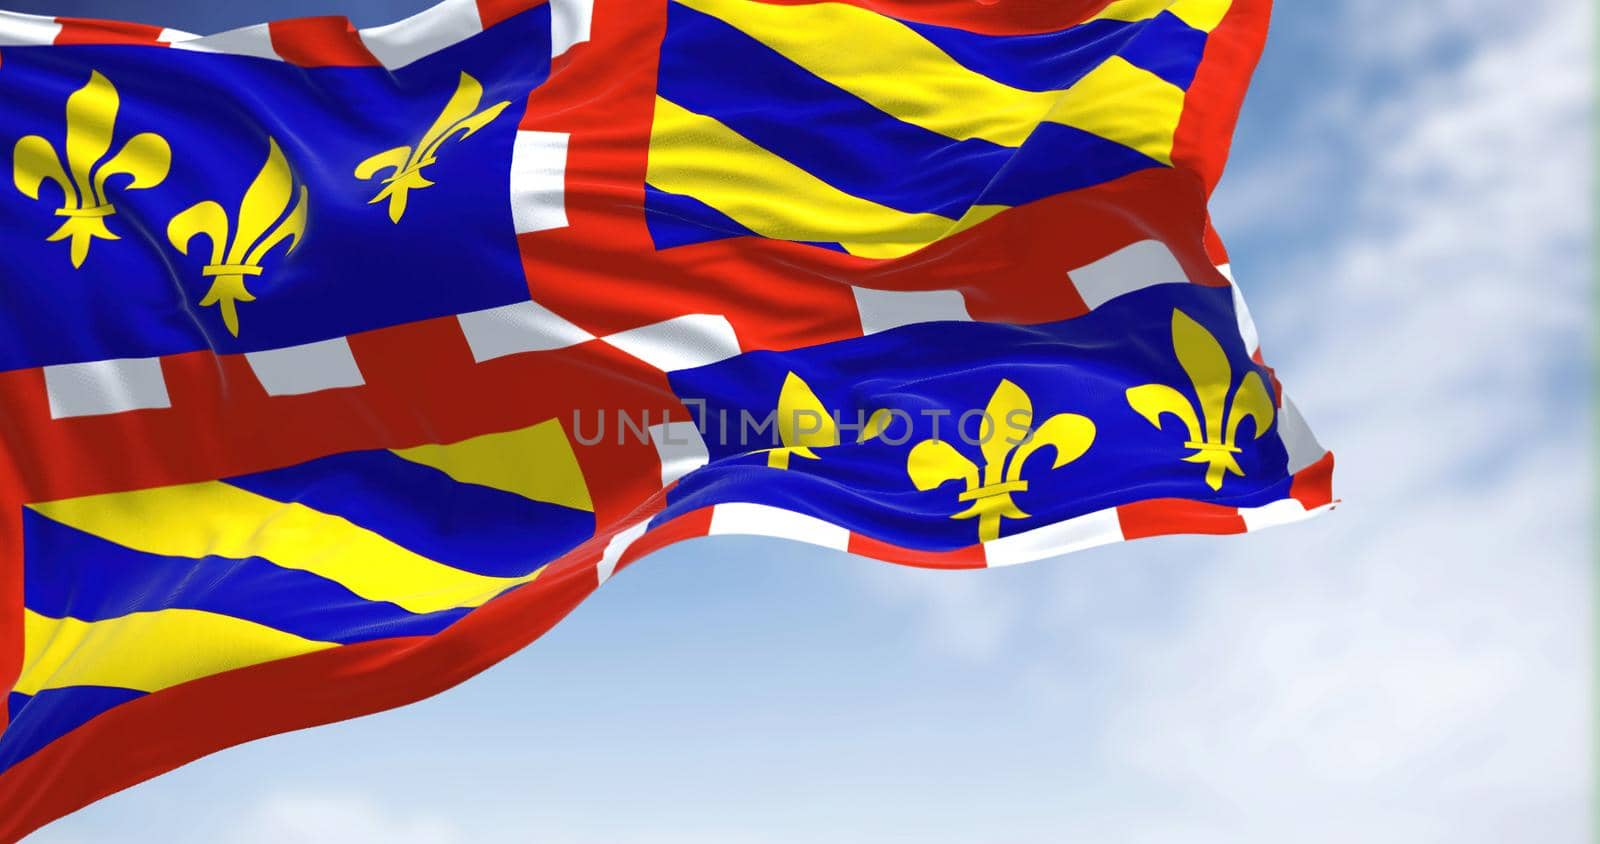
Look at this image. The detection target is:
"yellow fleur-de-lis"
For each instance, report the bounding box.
[12,71,171,268]
[167,138,308,337]
[1125,309,1276,491]
[354,72,511,223]
[764,372,890,469]
[907,379,1095,542]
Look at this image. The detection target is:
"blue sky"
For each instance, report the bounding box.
[8,0,1593,841]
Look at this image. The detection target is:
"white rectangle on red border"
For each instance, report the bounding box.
[550,0,593,56]
[510,130,569,234]
[984,506,1124,567]
[0,11,61,45]
[167,23,282,60]
[157,28,198,44]
[44,357,171,419]
[1277,396,1326,474]
[1069,240,1190,310]
[457,300,594,363]
[603,314,741,372]
[597,521,651,585]
[708,502,851,551]
[359,0,483,70]
[1239,498,1312,532]
[852,287,972,335]
[244,337,366,397]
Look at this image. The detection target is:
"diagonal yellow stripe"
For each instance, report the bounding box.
[29,482,539,615]
[678,0,1053,148]
[1043,57,1184,165]
[649,97,1004,258]
[1093,0,1233,33]
[392,418,594,513]
[15,607,336,696]
[675,0,1187,162]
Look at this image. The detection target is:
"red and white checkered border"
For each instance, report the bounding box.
[29,233,1330,568]
[4,4,1329,577]
[591,450,1335,579]
[0,0,591,66]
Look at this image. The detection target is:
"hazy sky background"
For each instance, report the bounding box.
[5,0,1593,841]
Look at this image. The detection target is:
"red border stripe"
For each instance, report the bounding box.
[0,1,1319,838]
[268,16,380,67]
[848,533,986,570]
[1170,0,1272,196]
[1290,452,1336,510]
[477,0,546,29]
[1117,498,1248,540]
[53,17,166,46]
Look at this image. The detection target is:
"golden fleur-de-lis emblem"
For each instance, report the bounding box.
[354,72,511,223]
[1126,309,1276,491]
[908,380,1095,542]
[166,138,308,337]
[11,71,171,268]
[763,372,889,469]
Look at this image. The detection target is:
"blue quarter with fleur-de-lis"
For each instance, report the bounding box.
[355,72,513,225]
[1127,308,1277,491]
[166,138,309,338]
[663,282,1290,551]
[0,3,555,372]
[11,71,171,270]
[907,378,1097,542]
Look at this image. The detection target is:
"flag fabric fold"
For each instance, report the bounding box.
[0,0,1330,835]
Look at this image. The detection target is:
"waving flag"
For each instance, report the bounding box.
[0,0,1331,835]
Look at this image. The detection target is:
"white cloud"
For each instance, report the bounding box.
[230,793,466,844]
[183,3,1590,841]
[865,0,1593,840]
[18,3,1589,843]
[854,560,1024,661]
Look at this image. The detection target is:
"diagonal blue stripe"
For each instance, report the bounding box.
[0,687,145,775]
[1117,13,1211,90]
[661,3,1013,218]
[21,510,469,644]
[224,449,594,579]
[902,12,1209,92]
[644,184,846,253]
[645,183,761,249]
[977,122,1166,208]
[657,3,1169,245]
